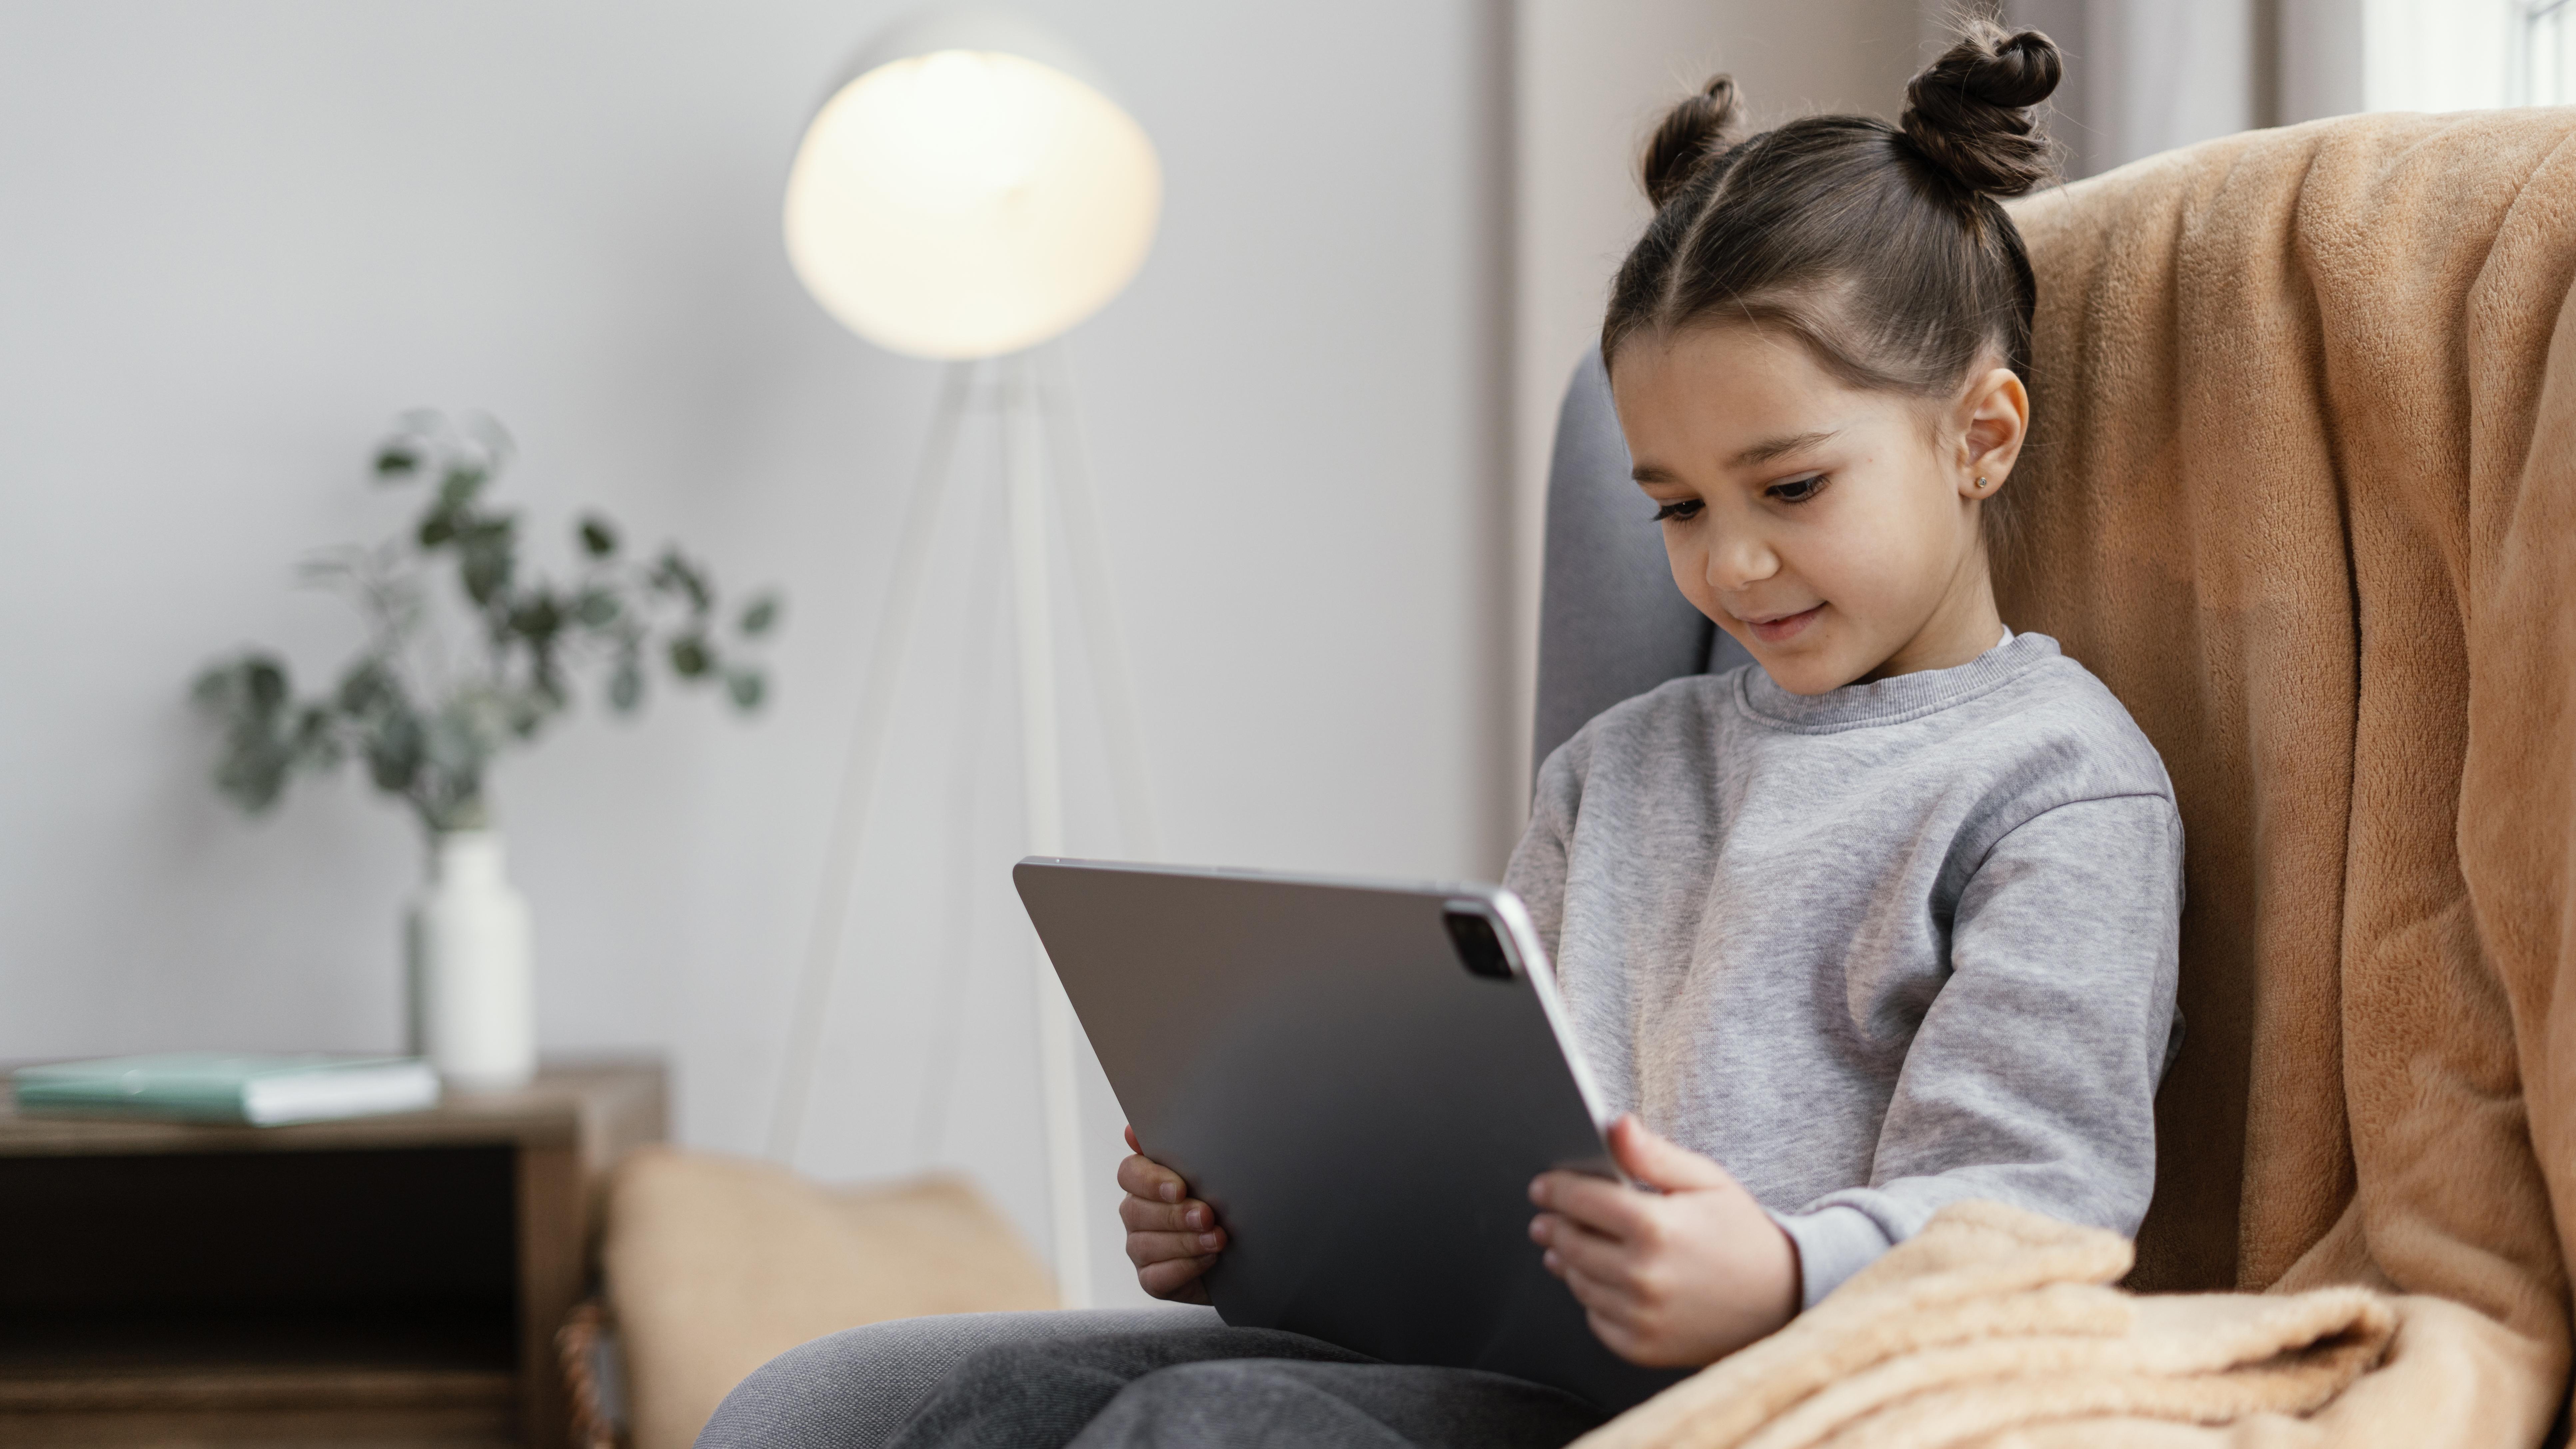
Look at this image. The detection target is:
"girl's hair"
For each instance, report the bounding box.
[1603,22,2063,405]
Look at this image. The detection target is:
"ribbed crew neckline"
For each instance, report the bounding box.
[1737,629,2058,732]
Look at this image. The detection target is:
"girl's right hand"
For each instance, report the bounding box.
[1118,1124,1226,1302]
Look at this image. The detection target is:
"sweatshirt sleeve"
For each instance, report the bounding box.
[1503,741,1582,961]
[1771,792,2185,1308]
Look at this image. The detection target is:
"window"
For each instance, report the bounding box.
[2362,0,2572,110]
[2522,0,2574,105]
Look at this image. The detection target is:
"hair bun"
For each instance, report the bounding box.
[1641,75,1744,210]
[1899,24,2061,198]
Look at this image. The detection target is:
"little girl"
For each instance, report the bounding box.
[703,22,2180,1449]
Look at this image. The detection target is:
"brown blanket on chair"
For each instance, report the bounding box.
[1591,107,2576,1445]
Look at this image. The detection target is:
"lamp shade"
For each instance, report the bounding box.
[784,9,1162,360]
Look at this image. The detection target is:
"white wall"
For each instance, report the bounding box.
[0,0,1511,1306]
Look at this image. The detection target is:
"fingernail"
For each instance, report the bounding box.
[1197,1232,1222,1250]
[1160,1184,1180,1203]
[1527,1180,1546,1206]
[1185,1207,1206,1229]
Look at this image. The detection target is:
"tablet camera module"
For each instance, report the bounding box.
[1442,905,1518,980]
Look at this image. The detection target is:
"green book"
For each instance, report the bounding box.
[11,1053,441,1126]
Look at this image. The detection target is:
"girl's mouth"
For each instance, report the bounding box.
[1745,605,1823,645]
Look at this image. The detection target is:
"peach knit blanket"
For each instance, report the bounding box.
[1594,106,2576,1446]
[1579,1202,2405,1449]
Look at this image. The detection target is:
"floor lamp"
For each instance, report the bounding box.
[766,9,1164,1310]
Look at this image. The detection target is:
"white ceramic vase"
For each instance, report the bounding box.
[405,829,536,1090]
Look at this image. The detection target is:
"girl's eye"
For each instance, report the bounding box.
[1651,499,1703,524]
[1768,475,1828,504]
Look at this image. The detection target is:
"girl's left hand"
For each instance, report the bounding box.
[1528,1115,1801,1367]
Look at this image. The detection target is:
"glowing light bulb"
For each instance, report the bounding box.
[784,41,1161,359]
[851,51,1059,212]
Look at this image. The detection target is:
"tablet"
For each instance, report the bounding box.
[1013,857,1690,1412]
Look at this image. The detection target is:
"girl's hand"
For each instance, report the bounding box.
[1118,1124,1226,1303]
[1528,1115,1800,1367]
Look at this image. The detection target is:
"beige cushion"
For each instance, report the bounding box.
[604,1146,1056,1449]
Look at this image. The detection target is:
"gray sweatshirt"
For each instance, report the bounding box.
[1507,631,2183,1308]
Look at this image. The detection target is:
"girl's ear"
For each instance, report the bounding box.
[1954,366,2030,500]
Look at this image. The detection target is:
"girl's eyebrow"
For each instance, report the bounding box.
[1731,428,1841,468]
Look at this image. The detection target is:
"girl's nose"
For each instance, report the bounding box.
[1707,529,1779,593]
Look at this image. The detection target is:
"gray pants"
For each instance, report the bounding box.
[696,1307,1608,1449]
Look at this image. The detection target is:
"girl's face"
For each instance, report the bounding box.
[1609,323,2028,696]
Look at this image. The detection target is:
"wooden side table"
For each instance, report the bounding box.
[0,1056,665,1448]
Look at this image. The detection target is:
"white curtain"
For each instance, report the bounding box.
[2001,0,2552,181]
[1998,0,2265,177]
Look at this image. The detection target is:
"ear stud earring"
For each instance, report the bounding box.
[1974,476,1990,490]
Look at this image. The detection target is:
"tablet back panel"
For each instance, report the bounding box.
[1013,858,1687,1412]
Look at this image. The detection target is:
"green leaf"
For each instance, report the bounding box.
[365,709,424,793]
[293,703,338,753]
[578,515,618,558]
[458,520,517,607]
[437,465,488,510]
[336,657,399,715]
[573,589,620,628]
[738,594,780,637]
[245,657,289,713]
[510,592,563,644]
[509,690,549,738]
[417,510,456,549]
[212,742,294,813]
[668,634,711,679]
[529,652,567,711]
[425,703,497,779]
[462,555,508,605]
[650,550,712,613]
[725,668,765,710]
[374,445,420,478]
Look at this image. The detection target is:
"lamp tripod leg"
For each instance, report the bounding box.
[1005,351,1095,1311]
[1035,342,1163,859]
[914,493,1008,1169]
[768,360,978,1166]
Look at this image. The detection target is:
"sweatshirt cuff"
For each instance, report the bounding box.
[1769,1203,1896,1310]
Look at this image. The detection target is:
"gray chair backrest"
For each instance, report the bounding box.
[1532,348,1753,777]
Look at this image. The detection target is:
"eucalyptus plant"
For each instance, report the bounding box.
[193,411,780,834]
